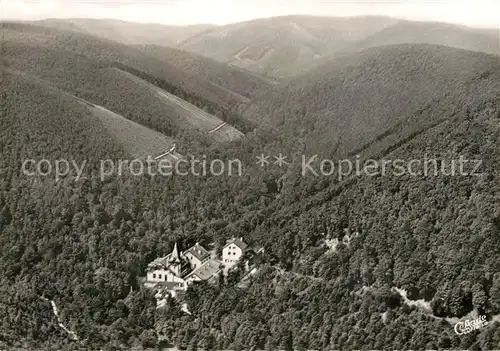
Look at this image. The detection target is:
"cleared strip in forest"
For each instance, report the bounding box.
[48,82,180,160]
[114,68,244,142]
[90,104,180,160]
[109,63,255,133]
[4,68,180,160]
[64,91,182,161]
[157,91,220,129]
[155,90,243,142]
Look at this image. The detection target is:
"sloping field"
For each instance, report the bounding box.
[89,105,179,160]
[156,91,244,142]
[5,68,179,160]
[114,68,244,142]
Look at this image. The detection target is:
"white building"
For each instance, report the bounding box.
[146,238,251,297]
[183,243,210,270]
[222,238,248,269]
[146,243,189,290]
[145,242,222,294]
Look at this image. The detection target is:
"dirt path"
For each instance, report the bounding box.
[39,296,79,341]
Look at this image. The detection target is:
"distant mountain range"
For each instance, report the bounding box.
[30,16,499,80]
[177,15,499,78]
[34,18,216,47]
[178,15,399,78]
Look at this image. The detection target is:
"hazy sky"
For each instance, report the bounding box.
[0,0,499,28]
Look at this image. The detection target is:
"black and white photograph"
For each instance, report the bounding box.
[0,0,499,349]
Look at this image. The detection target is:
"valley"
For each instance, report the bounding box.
[1,12,500,351]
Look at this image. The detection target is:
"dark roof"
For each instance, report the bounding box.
[147,253,172,269]
[223,238,248,250]
[185,259,222,280]
[184,243,210,261]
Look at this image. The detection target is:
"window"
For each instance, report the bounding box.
[193,264,196,268]
[153,274,156,278]
[158,274,162,279]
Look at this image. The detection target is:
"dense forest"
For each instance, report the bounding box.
[2,22,256,119]
[1,19,500,350]
[157,96,500,350]
[245,44,500,156]
[136,44,272,99]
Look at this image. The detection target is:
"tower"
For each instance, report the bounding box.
[169,242,182,276]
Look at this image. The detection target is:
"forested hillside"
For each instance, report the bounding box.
[0,67,251,349]
[2,68,178,160]
[136,44,273,100]
[154,45,500,350]
[2,22,254,114]
[1,17,500,350]
[245,44,500,156]
[1,22,254,140]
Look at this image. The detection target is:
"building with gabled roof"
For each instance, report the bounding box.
[146,238,251,297]
[146,243,190,287]
[185,259,222,283]
[223,237,248,251]
[183,242,210,270]
[222,237,249,270]
[146,242,222,294]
